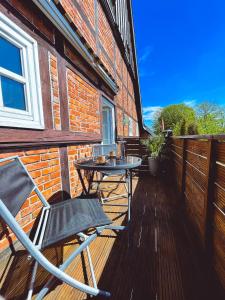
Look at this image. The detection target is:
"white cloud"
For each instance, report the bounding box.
[139,46,153,63]
[143,106,162,121]
[183,99,197,107]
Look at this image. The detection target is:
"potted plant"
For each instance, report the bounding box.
[141,135,164,176]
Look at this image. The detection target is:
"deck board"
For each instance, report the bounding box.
[0,175,224,300]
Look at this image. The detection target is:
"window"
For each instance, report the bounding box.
[0,13,44,129]
[136,122,139,136]
[128,117,133,136]
[102,98,115,145]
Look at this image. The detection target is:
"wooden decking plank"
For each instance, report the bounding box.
[0,175,224,299]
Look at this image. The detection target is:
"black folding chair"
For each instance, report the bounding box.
[0,156,124,299]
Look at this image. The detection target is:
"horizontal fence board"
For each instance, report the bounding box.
[185,162,207,192]
[185,175,205,230]
[171,138,183,147]
[215,163,225,190]
[212,207,225,291]
[171,150,182,163]
[170,135,225,292]
[184,193,204,241]
[213,206,225,237]
[216,142,225,165]
[213,183,225,211]
[171,144,183,156]
[212,229,225,290]
[126,145,147,150]
[186,151,207,175]
[186,140,208,157]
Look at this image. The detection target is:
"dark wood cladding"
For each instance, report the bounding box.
[0,129,101,149]
[39,45,54,130]
[59,146,71,199]
[3,0,55,43]
[169,136,225,291]
[57,53,70,131]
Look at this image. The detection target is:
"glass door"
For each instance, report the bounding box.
[102,98,115,145]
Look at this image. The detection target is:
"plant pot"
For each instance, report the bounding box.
[148,156,159,176]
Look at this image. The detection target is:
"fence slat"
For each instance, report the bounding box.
[170,136,225,291]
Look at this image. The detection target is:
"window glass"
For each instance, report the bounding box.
[102,107,112,144]
[129,117,133,136]
[1,76,26,110]
[102,98,115,145]
[0,13,44,129]
[0,37,22,75]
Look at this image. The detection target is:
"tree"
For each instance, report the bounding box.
[196,101,220,119]
[196,102,225,134]
[153,104,196,135]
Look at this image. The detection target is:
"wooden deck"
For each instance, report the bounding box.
[0,175,224,300]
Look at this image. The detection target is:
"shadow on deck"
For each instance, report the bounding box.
[0,175,224,300]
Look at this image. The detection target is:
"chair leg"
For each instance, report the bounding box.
[36,232,110,299]
[27,260,39,300]
[79,232,97,289]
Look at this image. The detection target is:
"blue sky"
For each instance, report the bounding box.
[132,0,225,127]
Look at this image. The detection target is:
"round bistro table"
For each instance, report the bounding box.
[74,156,142,222]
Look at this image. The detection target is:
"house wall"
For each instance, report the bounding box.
[0,0,139,252]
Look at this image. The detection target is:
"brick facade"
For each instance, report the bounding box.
[68,144,93,198]
[49,52,61,130]
[59,0,139,134]
[67,69,100,134]
[0,0,141,253]
[0,147,62,251]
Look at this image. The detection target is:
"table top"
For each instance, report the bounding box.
[75,156,142,171]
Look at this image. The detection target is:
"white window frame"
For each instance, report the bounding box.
[136,122,139,136]
[102,97,115,145]
[0,13,44,129]
[129,117,133,136]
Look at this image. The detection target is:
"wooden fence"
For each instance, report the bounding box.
[170,134,225,290]
[124,137,149,172]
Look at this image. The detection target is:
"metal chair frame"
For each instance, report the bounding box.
[0,156,125,299]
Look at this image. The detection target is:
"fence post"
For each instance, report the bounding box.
[204,139,216,255]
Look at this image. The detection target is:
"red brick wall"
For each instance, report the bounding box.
[67,69,101,134]
[49,52,61,130]
[68,145,93,198]
[0,147,62,251]
[97,2,115,76]
[0,1,141,255]
[117,108,123,136]
[115,77,123,108]
[60,0,97,53]
[59,1,139,136]
[115,45,123,77]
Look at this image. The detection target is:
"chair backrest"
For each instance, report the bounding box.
[0,157,35,217]
[92,144,117,157]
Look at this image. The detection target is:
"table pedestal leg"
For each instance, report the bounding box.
[77,169,88,195]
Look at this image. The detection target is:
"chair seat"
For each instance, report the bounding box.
[41,198,112,248]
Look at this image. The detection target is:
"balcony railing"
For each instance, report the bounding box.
[169,134,225,292]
